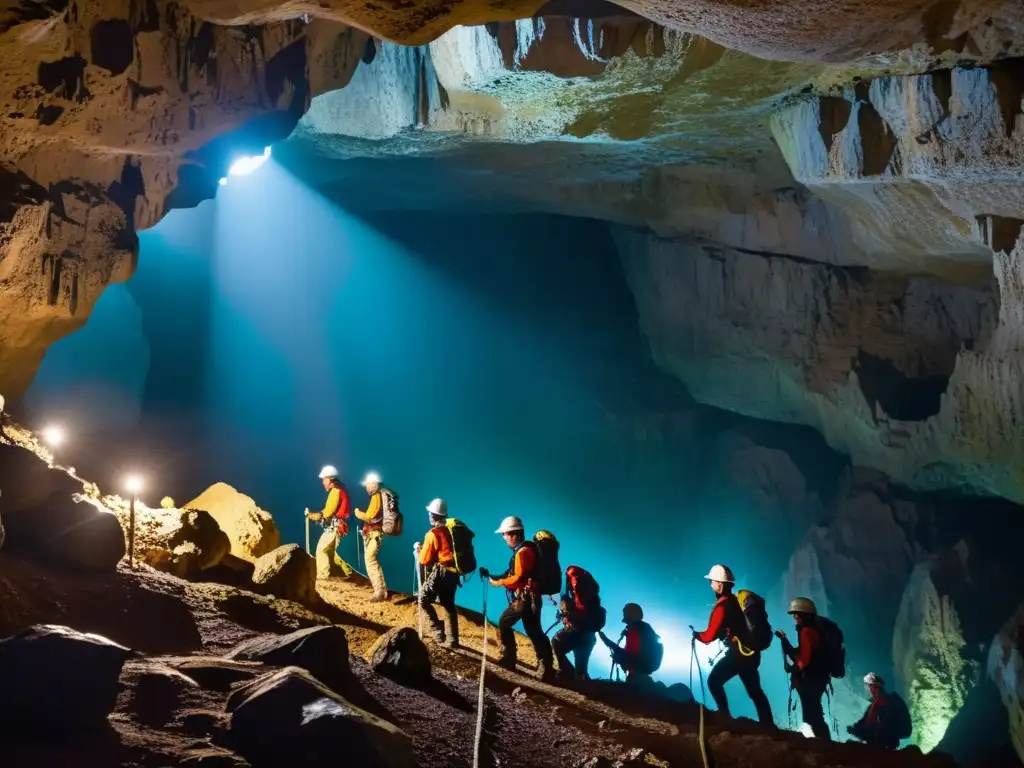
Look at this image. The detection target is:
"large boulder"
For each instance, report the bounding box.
[251,544,316,606]
[4,492,126,570]
[0,625,133,730]
[225,666,414,768]
[988,605,1024,763]
[185,483,280,562]
[366,627,432,688]
[894,540,1021,753]
[226,625,351,695]
[126,504,230,578]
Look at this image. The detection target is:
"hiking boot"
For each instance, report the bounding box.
[496,657,517,672]
[440,638,459,650]
[539,664,558,685]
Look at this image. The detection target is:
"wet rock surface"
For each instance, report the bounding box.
[367,627,433,687]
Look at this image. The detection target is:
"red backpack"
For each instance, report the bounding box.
[565,566,606,632]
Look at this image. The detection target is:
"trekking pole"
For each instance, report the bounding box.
[472,580,489,768]
[356,526,363,571]
[415,553,424,640]
[304,514,310,556]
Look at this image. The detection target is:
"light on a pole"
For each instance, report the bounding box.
[41,425,65,447]
[123,474,144,495]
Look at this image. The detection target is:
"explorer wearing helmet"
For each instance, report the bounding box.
[481,515,555,681]
[413,498,460,648]
[304,465,353,581]
[354,471,389,602]
[599,603,661,686]
[693,564,774,726]
[775,597,830,739]
[848,673,910,749]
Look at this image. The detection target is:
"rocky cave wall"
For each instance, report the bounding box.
[3,0,1024,758]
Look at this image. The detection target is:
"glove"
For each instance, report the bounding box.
[413,541,421,553]
[479,567,490,579]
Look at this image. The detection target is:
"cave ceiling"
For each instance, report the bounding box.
[1,0,1024,502]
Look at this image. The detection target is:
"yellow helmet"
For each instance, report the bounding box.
[622,603,644,623]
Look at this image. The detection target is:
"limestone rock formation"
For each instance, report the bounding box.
[225,666,415,768]
[116,503,231,578]
[250,544,316,606]
[892,542,982,753]
[0,624,133,730]
[367,627,432,687]
[186,483,280,562]
[988,605,1024,763]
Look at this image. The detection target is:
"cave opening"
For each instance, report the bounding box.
[854,350,950,422]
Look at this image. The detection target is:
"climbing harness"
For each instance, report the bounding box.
[472,581,490,768]
[415,553,424,640]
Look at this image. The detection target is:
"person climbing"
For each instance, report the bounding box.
[692,564,775,726]
[551,565,606,681]
[413,498,460,648]
[354,471,389,602]
[599,603,663,686]
[848,673,911,749]
[305,465,353,581]
[775,597,831,739]
[480,515,555,682]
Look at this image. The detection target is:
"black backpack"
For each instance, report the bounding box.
[887,692,912,740]
[532,530,562,596]
[736,590,773,651]
[634,622,664,675]
[815,616,846,678]
[445,518,476,580]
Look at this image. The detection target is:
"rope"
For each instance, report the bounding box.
[690,634,709,768]
[472,581,490,768]
[415,553,424,640]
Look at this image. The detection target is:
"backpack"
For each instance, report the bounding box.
[634,622,664,675]
[735,589,773,652]
[445,518,476,579]
[380,489,403,536]
[815,616,846,678]
[886,692,912,740]
[532,530,562,596]
[566,566,606,632]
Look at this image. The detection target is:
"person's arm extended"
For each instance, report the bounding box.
[355,493,380,522]
[491,546,534,588]
[695,601,726,644]
[307,488,339,521]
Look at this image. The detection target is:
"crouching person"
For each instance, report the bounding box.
[414,499,460,649]
[599,603,663,686]
[848,673,912,749]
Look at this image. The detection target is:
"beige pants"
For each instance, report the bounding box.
[315,528,353,579]
[363,529,387,596]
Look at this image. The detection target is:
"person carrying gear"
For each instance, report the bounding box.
[848,673,911,749]
[776,597,831,739]
[551,566,605,682]
[599,603,663,686]
[480,516,555,682]
[354,471,389,602]
[305,465,353,581]
[692,564,775,726]
[414,498,460,649]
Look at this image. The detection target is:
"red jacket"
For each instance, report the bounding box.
[695,594,743,645]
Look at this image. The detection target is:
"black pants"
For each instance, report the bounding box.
[419,566,459,644]
[498,594,553,669]
[707,647,774,726]
[551,626,597,679]
[795,675,831,740]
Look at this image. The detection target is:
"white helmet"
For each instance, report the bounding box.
[426,498,447,519]
[864,672,884,687]
[361,471,382,486]
[495,515,524,534]
[318,465,339,480]
[704,564,735,583]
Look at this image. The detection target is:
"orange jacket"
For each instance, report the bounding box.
[492,541,537,595]
[419,526,456,571]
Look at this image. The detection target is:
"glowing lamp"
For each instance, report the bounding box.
[227,146,271,177]
[41,425,65,447]
[123,475,144,495]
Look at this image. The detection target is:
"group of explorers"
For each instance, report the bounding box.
[304,465,912,750]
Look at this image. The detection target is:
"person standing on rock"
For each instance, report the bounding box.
[413,498,460,648]
[305,465,353,581]
[354,471,389,602]
[481,515,555,682]
[692,564,775,726]
[776,597,831,740]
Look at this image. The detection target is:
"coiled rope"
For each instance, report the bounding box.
[473,581,490,768]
